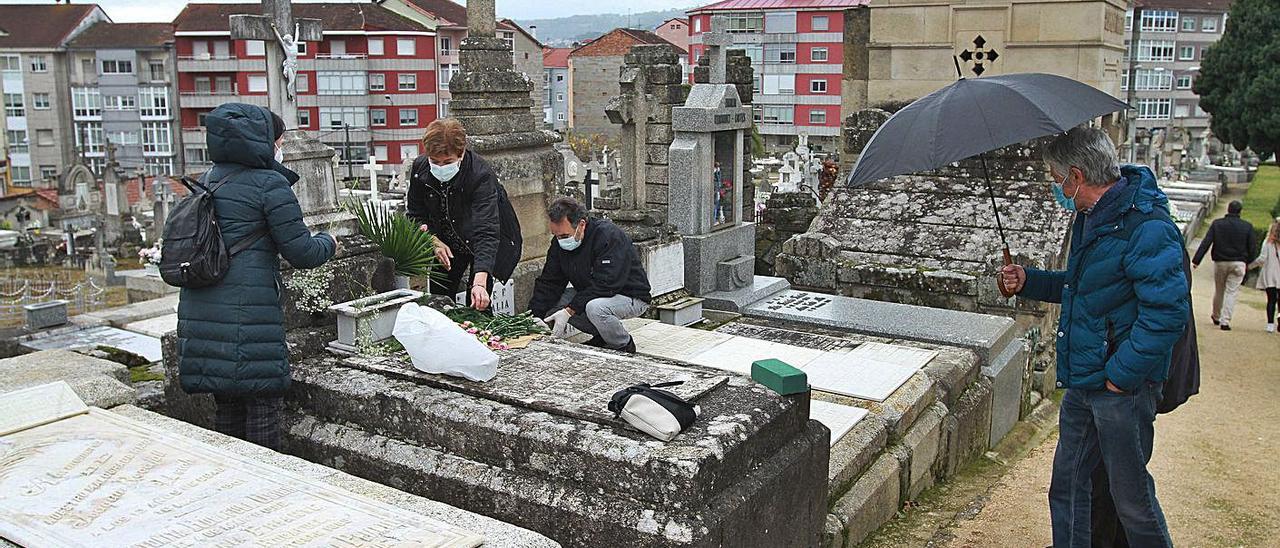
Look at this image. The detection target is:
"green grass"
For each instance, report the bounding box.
[1241,164,1280,241]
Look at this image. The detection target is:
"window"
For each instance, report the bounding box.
[75,122,104,153]
[499,31,515,52]
[1139,10,1177,32]
[369,73,386,91]
[248,74,268,93]
[295,42,307,55]
[556,112,565,121]
[741,44,763,65]
[1136,40,1175,61]
[1176,75,1192,89]
[30,56,47,72]
[810,79,827,93]
[370,109,386,126]
[145,157,173,176]
[397,38,416,56]
[761,106,793,123]
[142,122,172,154]
[186,146,211,166]
[11,166,31,185]
[32,93,50,110]
[1133,69,1172,91]
[1174,104,1191,119]
[439,100,449,118]
[765,12,796,33]
[139,87,169,117]
[694,18,702,33]
[812,15,829,32]
[317,71,367,95]
[319,107,367,129]
[192,40,210,59]
[149,60,167,81]
[374,145,388,161]
[753,75,761,93]
[71,88,101,118]
[1202,17,1217,32]
[764,43,796,64]
[399,143,418,161]
[368,38,384,56]
[101,59,134,74]
[328,39,347,58]
[109,130,140,145]
[398,73,417,91]
[762,74,795,95]
[6,130,27,153]
[40,166,58,180]
[1121,70,1129,91]
[215,76,233,94]
[556,74,564,82]
[197,112,209,127]
[36,130,54,146]
[1136,98,1172,120]
[556,93,565,103]
[0,55,19,72]
[246,40,265,57]
[727,13,764,33]
[298,110,311,128]
[297,73,309,92]
[4,93,24,117]
[808,110,827,125]
[1181,17,1196,31]
[811,47,829,62]
[82,58,95,78]
[439,64,457,89]
[399,108,418,126]
[440,37,452,55]
[1177,45,1195,60]
[104,95,137,111]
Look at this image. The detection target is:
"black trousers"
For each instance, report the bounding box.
[1265,287,1278,323]
[428,253,493,308]
[213,394,284,450]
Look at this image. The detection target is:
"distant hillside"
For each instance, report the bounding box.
[517,8,690,47]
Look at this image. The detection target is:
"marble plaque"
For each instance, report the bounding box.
[630,322,735,362]
[810,400,869,447]
[0,409,484,548]
[847,342,938,369]
[0,381,87,436]
[643,241,686,296]
[688,336,824,376]
[803,350,920,402]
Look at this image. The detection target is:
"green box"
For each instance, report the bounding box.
[751,359,809,396]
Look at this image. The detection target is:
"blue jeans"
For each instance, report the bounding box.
[1049,382,1171,547]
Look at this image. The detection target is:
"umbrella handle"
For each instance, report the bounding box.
[998,247,1016,298]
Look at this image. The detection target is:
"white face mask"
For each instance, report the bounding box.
[273,147,284,164]
[429,160,461,182]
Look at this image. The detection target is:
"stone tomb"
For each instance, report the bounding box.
[0,382,520,548]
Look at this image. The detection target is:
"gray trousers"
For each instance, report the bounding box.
[554,288,649,348]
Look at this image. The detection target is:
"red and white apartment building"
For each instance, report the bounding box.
[173,3,438,175]
[689,0,864,152]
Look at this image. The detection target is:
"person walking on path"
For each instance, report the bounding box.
[177,104,338,450]
[1248,218,1280,332]
[999,127,1188,547]
[1192,200,1257,330]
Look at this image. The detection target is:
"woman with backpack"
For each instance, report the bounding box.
[406,118,521,311]
[1249,218,1280,332]
[176,104,337,450]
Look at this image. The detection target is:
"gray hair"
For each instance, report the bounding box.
[547,197,588,224]
[1042,126,1121,186]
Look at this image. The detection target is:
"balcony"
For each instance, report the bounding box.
[179,90,245,109]
[177,56,264,73]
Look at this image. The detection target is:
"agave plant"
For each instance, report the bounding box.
[346,200,443,282]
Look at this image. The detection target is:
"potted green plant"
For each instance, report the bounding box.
[347,200,443,288]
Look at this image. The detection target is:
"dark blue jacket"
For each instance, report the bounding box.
[177,104,335,396]
[1021,165,1189,391]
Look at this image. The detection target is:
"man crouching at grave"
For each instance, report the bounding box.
[529,197,651,353]
[998,126,1187,547]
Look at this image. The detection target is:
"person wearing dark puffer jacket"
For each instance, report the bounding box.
[177,103,337,450]
[1192,200,1257,330]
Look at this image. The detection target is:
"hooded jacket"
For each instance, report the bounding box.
[177,103,335,396]
[406,150,515,278]
[1021,165,1189,392]
[528,218,651,318]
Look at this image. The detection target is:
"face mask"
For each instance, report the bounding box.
[430,160,461,182]
[557,222,583,251]
[274,147,284,164]
[1052,171,1079,212]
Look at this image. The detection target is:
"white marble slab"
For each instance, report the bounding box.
[810,400,869,447]
[0,409,484,547]
[0,381,88,436]
[688,336,824,376]
[23,325,163,363]
[122,313,178,338]
[802,342,936,402]
[847,342,938,369]
[631,322,735,362]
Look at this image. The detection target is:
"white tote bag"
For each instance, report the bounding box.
[392,303,498,382]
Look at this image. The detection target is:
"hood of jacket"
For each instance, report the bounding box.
[1095,165,1168,221]
[206,103,276,169]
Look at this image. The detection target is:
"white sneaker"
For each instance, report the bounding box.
[1267,323,1276,333]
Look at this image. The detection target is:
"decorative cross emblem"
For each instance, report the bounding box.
[958,35,1000,76]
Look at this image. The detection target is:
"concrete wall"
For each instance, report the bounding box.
[569,55,622,138]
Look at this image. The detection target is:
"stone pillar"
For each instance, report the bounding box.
[604,45,687,217]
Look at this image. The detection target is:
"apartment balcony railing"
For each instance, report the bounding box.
[315,53,368,60]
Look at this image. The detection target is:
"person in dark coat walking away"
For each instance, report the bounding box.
[529,197,651,353]
[406,118,520,311]
[1192,200,1257,330]
[999,127,1188,547]
[177,104,337,450]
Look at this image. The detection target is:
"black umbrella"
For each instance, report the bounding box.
[845,67,1129,295]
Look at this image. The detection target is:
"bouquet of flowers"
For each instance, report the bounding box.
[138,242,162,265]
[443,307,549,351]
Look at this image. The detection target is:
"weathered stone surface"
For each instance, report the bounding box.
[280,236,381,330]
[983,338,1029,447]
[888,402,947,500]
[943,378,994,478]
[0,349,135,408]
[823,513,846,548]
[920,344,981,409]
[829,453,901,547]
[824,408,888,505]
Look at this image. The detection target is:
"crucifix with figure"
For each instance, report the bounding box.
[229,0,323,129]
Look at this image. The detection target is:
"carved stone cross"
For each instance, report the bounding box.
[703,15,734,85]
[229,0,322,128]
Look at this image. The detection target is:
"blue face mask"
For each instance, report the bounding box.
[557,222,583,251]
[429,160,461,182]
[1053,171,1079,212]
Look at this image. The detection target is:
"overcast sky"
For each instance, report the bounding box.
[0,0,695,24]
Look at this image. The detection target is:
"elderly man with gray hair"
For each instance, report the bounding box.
[1000,126,1188,547]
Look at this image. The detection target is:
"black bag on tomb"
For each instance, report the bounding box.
[159,170,267,289]
[608,381,701,441]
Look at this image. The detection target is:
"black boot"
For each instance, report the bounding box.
[618,336,637,354]
[583,335,607,348]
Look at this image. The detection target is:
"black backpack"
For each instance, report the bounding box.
[159,170,268,288]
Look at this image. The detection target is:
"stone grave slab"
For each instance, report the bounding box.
[629,321,735,362]
[0,381,87,436]
[0,350,136,409]
[341,339,728,427]
[22,325,162,363]
[0,387,486,548]
[688,335,824,376]
[123,313,177,338]
[810,400,868,447]
[714,321,860,352]
[803,343,938,402]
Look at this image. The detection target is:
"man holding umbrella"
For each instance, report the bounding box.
[1000,127,1187,547]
